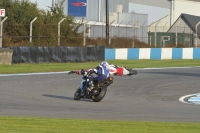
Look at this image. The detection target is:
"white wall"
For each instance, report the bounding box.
[137,0,200,27]
[173,0,200,22]
[129,0,170,9]
[148,15,170,32]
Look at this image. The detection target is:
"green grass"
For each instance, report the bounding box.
[0,117,200,133]
[1,60,200,74]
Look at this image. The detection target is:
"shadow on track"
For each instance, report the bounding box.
[42,94,93,102]
[43,94,74,100]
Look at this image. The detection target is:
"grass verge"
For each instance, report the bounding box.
[0,116,200,133]
[0,60,200,74]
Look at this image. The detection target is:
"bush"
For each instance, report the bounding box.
[1,0,83,47]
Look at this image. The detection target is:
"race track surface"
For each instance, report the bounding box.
[0,67,200,122]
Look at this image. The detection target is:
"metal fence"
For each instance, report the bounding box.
[1,18,200,48]
[80,21,148,44]
[148,25,199,47]
[0,18,149,47]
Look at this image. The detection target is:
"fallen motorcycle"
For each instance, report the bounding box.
[108,65,137,76]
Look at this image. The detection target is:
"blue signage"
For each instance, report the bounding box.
[68,0,87,17]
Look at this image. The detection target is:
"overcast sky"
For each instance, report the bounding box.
[29,0,169,25]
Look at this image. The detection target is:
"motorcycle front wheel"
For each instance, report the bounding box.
[74,88,81,100]
[92,87,107,102]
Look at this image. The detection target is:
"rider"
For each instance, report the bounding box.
[76,61,110,96]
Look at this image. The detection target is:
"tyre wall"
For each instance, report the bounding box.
[105,48,200,60]
[12,46,105,64]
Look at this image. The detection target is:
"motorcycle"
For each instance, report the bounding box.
[68,70,113,102]
[68,66,137,102]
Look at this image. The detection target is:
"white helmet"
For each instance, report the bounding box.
[100,61,109,67]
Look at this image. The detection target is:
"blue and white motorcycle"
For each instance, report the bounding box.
[68,65,137,102]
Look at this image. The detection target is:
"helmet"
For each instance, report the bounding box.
[100,61,109,67]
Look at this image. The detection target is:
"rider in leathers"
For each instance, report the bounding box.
[78,61,110,96]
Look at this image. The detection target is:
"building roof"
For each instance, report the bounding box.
[168,13,200,38]
[181,13,200,33]
[148,15,169,26]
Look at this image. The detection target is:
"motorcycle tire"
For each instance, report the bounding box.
[92,87,107,102]
[127,69,137,75]
[74,88,81,100]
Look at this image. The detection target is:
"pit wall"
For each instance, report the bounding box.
[105,48,200,60]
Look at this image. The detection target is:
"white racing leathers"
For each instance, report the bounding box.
[106,64,130,76]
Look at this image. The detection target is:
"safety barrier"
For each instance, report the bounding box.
[12,46,105,64]
[105,48,200,60]
[0,48,13,65]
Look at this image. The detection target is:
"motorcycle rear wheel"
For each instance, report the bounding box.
[92,87,107,102]
[74,88,81,100]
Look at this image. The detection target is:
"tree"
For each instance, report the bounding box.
[1,0,83,47]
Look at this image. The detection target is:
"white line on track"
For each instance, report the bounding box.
[0,71,70,77]
[179,94,196,104]
[179,93,200,105]
[135,66,200,70]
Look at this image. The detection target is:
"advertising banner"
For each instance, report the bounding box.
[68,0,87,17]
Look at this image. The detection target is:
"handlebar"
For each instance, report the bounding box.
[68,70,93,78]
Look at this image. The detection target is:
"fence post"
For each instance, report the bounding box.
[142,21,146,42]
[126,21,131,38]
[58,18,66,46]
[92,21,98,39]
[101,21,105,38]
[0,16,8,48]
[118,21,123,37]
[195,21,200,48]
[183,24,186,46]
[83,20,90,46]
[88,24,91,38]
[154,21,160,48]
[30,17,37,43]
[109,20,115,46]
[175,22,181,47]
[132,20,138,48]
[163,22,168,32]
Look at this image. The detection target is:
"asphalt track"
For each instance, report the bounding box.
[0,67,200,122]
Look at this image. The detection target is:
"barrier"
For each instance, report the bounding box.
[0,48,13,65]
[12,46,105,64]
[105,48,200,60]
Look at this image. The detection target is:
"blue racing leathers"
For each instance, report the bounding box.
[79,65,110,93]
[89,64,110,82]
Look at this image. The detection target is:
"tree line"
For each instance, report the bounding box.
[0,0,152,48]
[1,0,83,47]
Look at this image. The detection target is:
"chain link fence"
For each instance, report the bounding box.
[148,25,198,47]
[1,21,199,48]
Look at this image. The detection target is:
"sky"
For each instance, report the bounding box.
[129,3,168,25]
[29,0,169,25]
